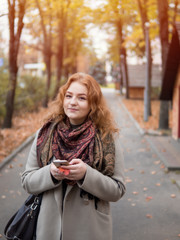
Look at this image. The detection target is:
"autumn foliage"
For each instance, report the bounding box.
[0,107,48,163]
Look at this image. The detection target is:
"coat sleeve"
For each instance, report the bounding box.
[21,130,61,195]
[78,137,126,202]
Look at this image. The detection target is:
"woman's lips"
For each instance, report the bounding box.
[68,108,78,111]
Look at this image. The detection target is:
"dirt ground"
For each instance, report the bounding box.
[0,98,172,163]
[0,107,49,163]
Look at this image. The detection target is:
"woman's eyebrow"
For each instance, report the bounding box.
[66,91,87,96]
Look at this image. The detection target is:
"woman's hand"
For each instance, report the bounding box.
[50,162,67,181]
[63,159,87,181]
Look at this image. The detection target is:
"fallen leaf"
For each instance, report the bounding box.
[17,191,22,196]
[0,107,48,163]
[126,148,131,152]
[143,187,148,191]
[151,171,156,175]
[138,148,146,152]
[160,164,165,169]
[156,183,161,186]
[140,170,145,174]
[8,164,13,169]
[133,191,139,195]
[171,194,176,198]
[126,178,132,183]
[154,160,160,165]
[146,214,153,219]
[146,196,153,202]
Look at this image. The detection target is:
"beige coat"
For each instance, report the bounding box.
[21,131,126,240]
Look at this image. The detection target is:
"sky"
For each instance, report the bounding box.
[0,0,9,53]
[84,0,109,58]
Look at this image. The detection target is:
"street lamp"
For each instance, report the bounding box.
[144,22,151,121]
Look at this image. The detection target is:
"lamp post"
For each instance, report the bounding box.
[144,22,151,121]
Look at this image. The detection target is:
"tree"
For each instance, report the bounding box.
[3,0,26,128]
[25,0,90,100]
[62,1,90,77]
[156,0,169,129]
[89,61,106,85]
[53,0,70,98]
[97,0,135,98]
[35,0,54,107]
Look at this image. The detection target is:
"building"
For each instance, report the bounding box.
[127,64,162,99]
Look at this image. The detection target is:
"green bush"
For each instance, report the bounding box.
[0,70,9,123]
[0,71,66,125]
[15,75,46,112]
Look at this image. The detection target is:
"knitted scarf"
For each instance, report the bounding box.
[37,118,115,183]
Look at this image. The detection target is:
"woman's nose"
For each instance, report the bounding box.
[70,97,77,105]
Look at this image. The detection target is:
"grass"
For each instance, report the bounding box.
[101,83,115,89]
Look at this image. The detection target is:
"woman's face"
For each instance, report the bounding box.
[63,81,91,125]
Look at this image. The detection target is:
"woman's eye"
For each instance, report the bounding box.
[79,97,86,100]
[65,94,71,98]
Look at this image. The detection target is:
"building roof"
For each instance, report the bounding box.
[127,64,162,88]
[160,22,180,100]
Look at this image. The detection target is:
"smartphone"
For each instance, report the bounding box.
[53,159,69,168]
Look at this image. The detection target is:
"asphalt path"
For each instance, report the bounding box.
[0,88,180,240]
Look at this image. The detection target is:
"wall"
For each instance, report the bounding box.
[172,66,180,140]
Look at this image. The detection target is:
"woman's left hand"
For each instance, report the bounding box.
[62,159,87,181]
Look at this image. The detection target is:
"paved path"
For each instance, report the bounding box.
[104,89,180,240]
[0,89,180,240]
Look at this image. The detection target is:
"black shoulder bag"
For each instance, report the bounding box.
[4,193,43,240]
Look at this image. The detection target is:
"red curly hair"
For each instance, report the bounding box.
[44,72,119,138]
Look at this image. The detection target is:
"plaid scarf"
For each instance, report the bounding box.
[37,118,115,181]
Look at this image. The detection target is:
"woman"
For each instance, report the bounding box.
[21,72,126,240]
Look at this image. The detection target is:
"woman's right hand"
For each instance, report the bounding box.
[50,163,66,181]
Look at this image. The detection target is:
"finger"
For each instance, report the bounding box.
[69,158,82,165]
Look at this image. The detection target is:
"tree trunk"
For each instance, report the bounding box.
[43,53,51,107]
[172,0,179,26]
[157,0,169,129]
[117,19,129,98]
[54,25,64,98]
[3,71,17,128]
[120,48,129,99]
[2,0,26,128]
[159,101,169,129]
[36,0,53,108]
